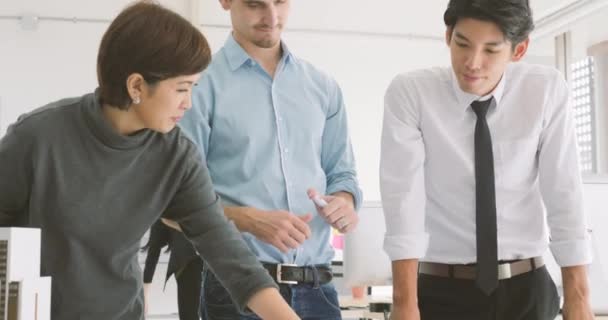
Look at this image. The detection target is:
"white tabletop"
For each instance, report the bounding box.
[339,296,608,320]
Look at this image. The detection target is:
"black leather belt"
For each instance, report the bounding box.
[262,263,333,285]
[419,257,544,280]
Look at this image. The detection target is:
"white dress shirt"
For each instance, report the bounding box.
[380,62,592,267]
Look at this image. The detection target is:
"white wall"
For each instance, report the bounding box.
[566,5,608,175]
[0,0,197,133]
[0,19,103,132]
[568,5,608,61]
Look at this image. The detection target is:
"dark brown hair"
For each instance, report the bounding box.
[97,1,211,109]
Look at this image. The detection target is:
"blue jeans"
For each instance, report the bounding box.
[201,267,342,320]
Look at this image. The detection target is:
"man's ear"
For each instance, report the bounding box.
[445,27,453,47]
[511,38,530,62]
[219,0,231,11]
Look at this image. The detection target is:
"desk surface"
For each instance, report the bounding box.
[339,296,608,320]
[339,296,389,320]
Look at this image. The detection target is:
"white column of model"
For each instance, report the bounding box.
[0,228,51,320]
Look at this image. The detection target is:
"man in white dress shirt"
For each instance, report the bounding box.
[380,0,594,319]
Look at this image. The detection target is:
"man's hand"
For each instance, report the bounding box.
[391,259,420,320]
[562,299,595,320]
[307,189,358,233]
[562,265,595,320]
[247,208,313,253]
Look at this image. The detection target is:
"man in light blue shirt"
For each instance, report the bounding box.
[179,0,362,319]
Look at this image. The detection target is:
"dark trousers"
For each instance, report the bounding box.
[200,267,342,320]
[176,258,205,320]
[418,266,560,320]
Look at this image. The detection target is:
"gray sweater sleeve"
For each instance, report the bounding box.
[0,122,32,226]
[162,140,277,312]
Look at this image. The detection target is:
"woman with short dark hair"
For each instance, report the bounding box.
[0,1,299,319]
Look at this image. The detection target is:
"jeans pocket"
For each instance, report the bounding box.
[300,284,341,319]
[203,271,236,308]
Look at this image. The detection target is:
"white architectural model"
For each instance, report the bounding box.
[0,228,51,320]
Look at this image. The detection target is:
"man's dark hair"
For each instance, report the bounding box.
[444,0,534,45]
[97,1,212,109]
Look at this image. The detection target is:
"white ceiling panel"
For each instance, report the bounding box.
[0,0,190,20]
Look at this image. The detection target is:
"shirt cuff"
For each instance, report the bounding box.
[549,236,593,267]
[383,233,429,261]
[326,180,363,211]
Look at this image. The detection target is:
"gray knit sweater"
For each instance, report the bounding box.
[0,91,276,319]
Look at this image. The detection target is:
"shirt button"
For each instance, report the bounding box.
[284,148,289,153]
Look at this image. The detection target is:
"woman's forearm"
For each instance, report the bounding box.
[247,287,300,320]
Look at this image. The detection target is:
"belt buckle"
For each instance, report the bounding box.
[276,263,298,285]
[498,263,512,280]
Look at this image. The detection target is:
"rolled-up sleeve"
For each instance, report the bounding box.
[380,74,429,261]
[539,74,592,267]
[322,78,363,210]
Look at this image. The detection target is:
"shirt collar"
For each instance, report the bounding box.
[450,67,506,111]
[223,33,294,71]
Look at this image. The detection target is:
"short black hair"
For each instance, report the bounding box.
[444,0,534,45]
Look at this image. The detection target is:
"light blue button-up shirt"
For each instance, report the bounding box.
[180,35,362,265]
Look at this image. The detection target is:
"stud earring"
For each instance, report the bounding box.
[133,97,141,104]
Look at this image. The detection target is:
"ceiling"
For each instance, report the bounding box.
[198,0,583,38]
[0,0,584,35]
[0,0,601,52]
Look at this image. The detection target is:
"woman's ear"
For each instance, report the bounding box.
[126,73,145,104]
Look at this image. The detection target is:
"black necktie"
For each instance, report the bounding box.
[471,98,498,295]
